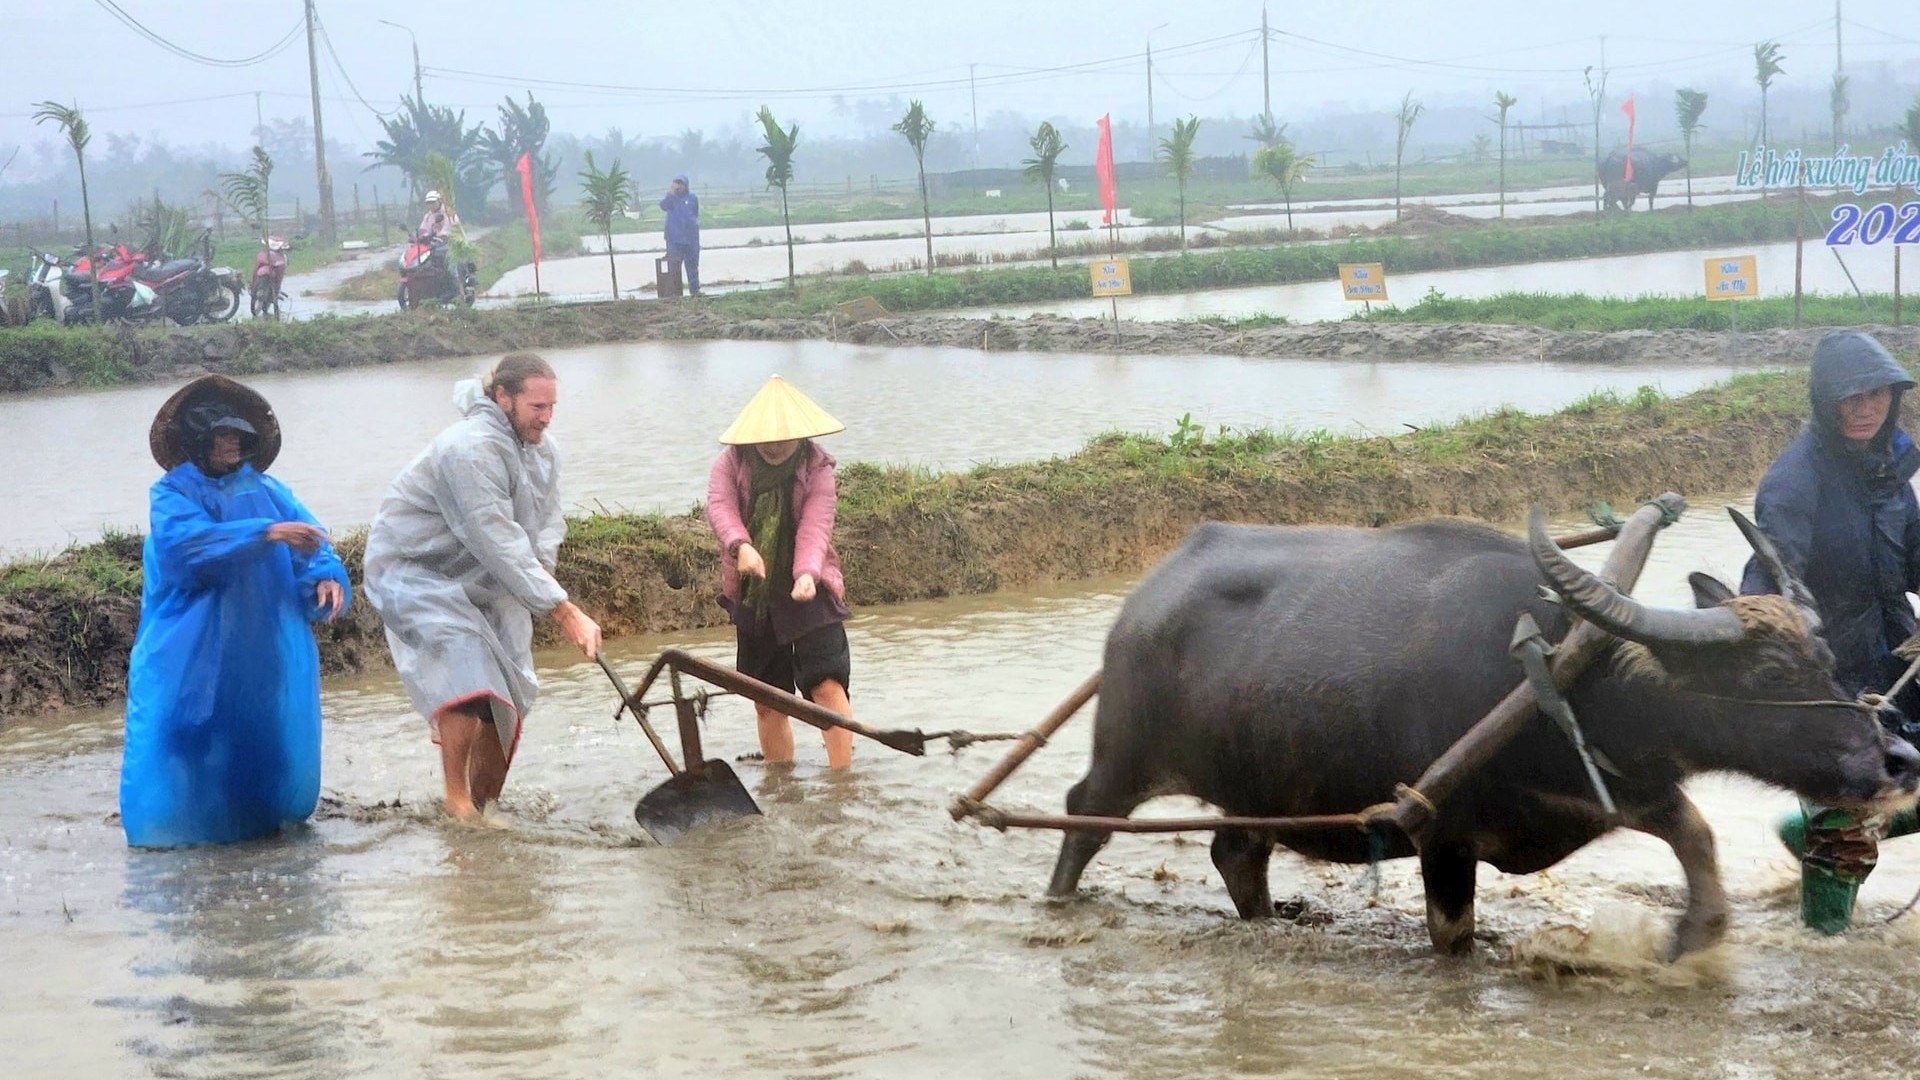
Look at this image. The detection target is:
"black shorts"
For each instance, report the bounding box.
[735,620,852,697]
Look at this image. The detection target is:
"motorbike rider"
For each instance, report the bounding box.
[418,190,455,241]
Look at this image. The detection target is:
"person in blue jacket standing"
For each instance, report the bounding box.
[1743,331,1920,931]
[661,172,702,296]
[121,375,351,849]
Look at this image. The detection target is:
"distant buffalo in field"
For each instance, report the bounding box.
[1600,150,1687,211]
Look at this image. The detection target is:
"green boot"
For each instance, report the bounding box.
[1777,805,1880,935]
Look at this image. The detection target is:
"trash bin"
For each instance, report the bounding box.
[656,256,684,299]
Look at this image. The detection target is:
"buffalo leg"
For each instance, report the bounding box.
[1046,768,1146,897]
[1419,843,1478,955]
[1210,828,1275,919]
[1631,792,1728,960]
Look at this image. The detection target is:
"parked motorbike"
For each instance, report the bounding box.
[249,235,291,320]
[135,248,242,325]
[397,231,476,309]
[24,248,78,324]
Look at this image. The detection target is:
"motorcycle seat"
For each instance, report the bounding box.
[66,272,93,286]
[147,258,200,279]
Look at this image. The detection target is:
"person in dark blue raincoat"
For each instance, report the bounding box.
[121,375,351,849]
[660,173,701,296]
[1743,330,1920,931]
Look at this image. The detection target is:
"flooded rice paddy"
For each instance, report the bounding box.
[8,502,1920,1077]
[0,339,1769,557]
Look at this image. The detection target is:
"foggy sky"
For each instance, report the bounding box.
[3,0,1917,165]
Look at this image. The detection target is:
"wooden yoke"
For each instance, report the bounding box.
[1379,493,1685,847]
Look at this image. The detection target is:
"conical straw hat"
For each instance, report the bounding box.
[148,374,282,471]
[718,375,844,445]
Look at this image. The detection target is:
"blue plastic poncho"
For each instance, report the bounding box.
[120,462,351,848]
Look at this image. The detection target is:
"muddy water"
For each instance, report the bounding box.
[983,237,1904,324]
[0,341,1766,557]
[586,208,1150,255]
[8,499,1920,1078]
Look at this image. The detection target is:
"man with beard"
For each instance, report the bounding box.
[364,352,602,820]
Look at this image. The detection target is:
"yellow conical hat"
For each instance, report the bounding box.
[718,375,845,445]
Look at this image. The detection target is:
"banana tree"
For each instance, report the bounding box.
[893,101,937,274]
[578,151,634,300]
[220,145,275,236]
[1159,115,1201,251]
[1022,122,1068,268]
[755,106,800,290]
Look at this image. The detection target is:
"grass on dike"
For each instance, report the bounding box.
[0,364,1823,602]
[1330,288,1918,332]
[706,194,1849,319]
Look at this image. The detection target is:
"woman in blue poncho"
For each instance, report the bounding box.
[121,375,351,848]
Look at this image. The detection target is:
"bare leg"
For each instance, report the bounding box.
[468,717,509,810]
[1210,828,1276,919]
[1631,792,1729,959]
[1419,843,1478,956]
[807,679,855,769]
[756,704,796,764]
[437,707,483,820]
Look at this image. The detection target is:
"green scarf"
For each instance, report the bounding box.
[741,447,804,620]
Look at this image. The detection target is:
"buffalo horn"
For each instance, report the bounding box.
[1528,507,1745,646]
[1727,506,1820,617]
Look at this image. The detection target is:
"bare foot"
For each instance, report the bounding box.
[444,798,482,822]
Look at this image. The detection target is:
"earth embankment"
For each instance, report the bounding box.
[5,300,1917,395]
[0,361,1860,720]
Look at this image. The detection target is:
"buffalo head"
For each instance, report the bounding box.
[1530,506,1920,809]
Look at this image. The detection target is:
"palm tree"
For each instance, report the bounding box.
[577,151,633,300]
[892,100,937,274]
[1674,89,1709,209]
[32,101,96,310]
[1830,73,1850,153]
[220,145,274,237]
[1159,115,1201,251]
[1252,139,1311,236]
[1022,122,1069,268]
[1245,114,1285,150]
[1753,41,1785,147]
[1394,92,1423,224]
[1493,92,1518,219]
[754,106,800,290]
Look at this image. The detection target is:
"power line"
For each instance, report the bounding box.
[91,0,302,68]
[314,12,401,118]
[421,29,1261,104]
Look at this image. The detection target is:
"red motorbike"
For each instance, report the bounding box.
[397,231,476,309]
[250,235,291,320]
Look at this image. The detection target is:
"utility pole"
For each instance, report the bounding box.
[378,21,424,104]
[1261,6,1272,126]
[969,62,980,172]
[253,91,263,142]
[304,0,336,246]
[1146,41,1155,158]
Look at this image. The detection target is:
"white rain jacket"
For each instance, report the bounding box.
[363,379,567,758]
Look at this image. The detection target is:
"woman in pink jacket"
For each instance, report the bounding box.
[706,376,856,768]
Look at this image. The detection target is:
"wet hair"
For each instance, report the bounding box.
[482,352,556,401]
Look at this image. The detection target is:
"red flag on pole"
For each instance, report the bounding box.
[1095,114,1118,227]
[1621,96,1637,182]
[515,151,543,295]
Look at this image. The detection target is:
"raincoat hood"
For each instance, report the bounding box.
[454,377,517,440]
[1809,331,1913,449]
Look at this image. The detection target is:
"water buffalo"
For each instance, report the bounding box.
[1600,149,1687,211]
[1047,510,1920,959]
